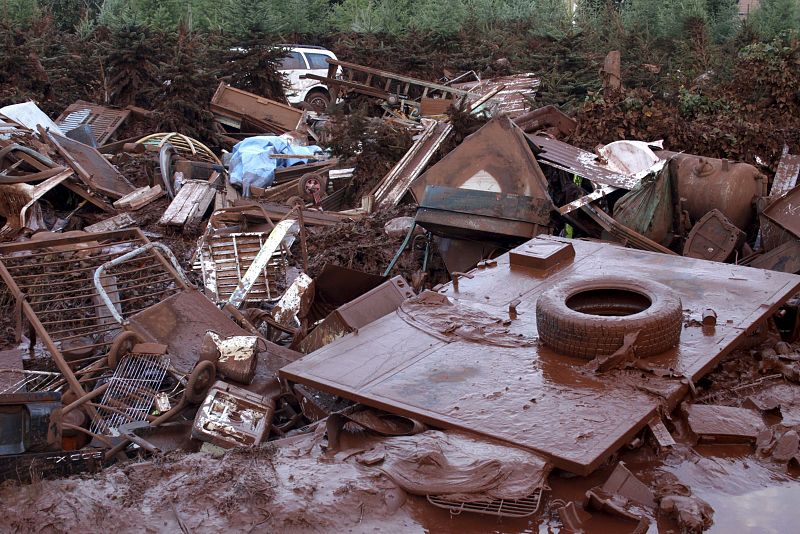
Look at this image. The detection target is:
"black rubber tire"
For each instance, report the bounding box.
[536,276,682,359]
[304,90,330,112]
[107,331,144,370]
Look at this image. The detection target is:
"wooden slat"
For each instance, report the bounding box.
[113,185,163,210]
[85,213,137,233]
[159,180,216,228]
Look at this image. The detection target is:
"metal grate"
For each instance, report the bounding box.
[0,230,184,369]
[90,353,170,436]
[0,370,62,394]
[426,487,544,518]
[58,108,91,132]
[55,101,131,145]
[199,232,287,303]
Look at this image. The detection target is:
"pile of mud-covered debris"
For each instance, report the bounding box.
[1,56,800,533]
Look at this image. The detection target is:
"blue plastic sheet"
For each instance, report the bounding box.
[229,136,322,196]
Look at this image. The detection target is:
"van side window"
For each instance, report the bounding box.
[279,51,307,70]
[306,53,332,70]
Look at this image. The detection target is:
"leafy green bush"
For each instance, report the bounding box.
[749,0,800,40]
[0,0,41,26]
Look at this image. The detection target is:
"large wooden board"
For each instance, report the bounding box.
[281,237,800,475]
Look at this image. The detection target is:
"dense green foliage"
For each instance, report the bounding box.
[0,0,795,41]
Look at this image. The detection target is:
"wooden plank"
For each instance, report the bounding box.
[174,184,204,222]
[231,199,356,226]
[159,180,215,228]
[113,185,163,210]
[128,185,164,210]
[85,213,137,233]
[186,185,218,228]
[159,185,192,225]
[371,120,452,209]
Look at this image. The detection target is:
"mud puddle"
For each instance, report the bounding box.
[664,445,800,534]
[402,439,800,533]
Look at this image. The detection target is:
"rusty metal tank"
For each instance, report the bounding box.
[669,153,766,230]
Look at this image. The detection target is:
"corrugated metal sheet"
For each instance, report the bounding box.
[530,135,646,190]
[455,73,540,118]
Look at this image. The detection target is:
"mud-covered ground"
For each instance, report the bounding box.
[2,335,799,533]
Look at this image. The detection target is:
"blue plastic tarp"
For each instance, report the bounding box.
[229,136,322,196]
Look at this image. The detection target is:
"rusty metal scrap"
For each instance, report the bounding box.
[299,275,415,354]
[763,183,800,239]
[0,392,62,455]
[416,185,552,241]
[303,59,468,112]
[197,231,289,304]
[126,290,253,374]
[581,204,677,255]
[40,126,136,200]
[227,219,299,308]
[669,153,766,231]
[0,230,188,402]
[410,116,551,204]
[191,380,275,448]
[271,273,313,331]
[683,209,746,262]
[744,239,800,274]
[370,118,453,210]
[210,82,303,134]
[454,73,540,118]
[89,352,171,436]
[531,134,648,190]
[514,105,577,137]
[55,100,131,146]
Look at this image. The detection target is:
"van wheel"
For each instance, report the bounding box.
[304,90,330,112]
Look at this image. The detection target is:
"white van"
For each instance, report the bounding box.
[277,45,339,111]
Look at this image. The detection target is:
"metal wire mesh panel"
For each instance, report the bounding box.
[426,487,544,518]
[0,370,62,394]
[90,353,170,436]
[0,230,184,369]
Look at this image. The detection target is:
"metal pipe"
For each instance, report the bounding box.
[2,239,139,263]
[94,242,190,323]
[0,143,57,168]
[62,383,109,415]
